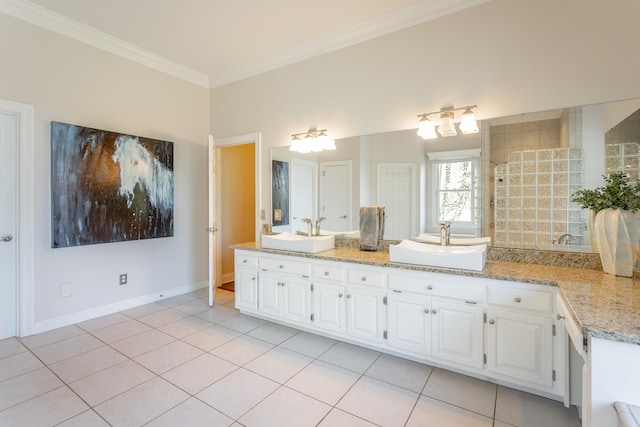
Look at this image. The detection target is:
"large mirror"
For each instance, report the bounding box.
[271,98,640,253]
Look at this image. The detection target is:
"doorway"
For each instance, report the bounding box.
[0,99,34,338]
[214,133,261,292]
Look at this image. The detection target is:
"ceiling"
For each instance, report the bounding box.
[7,0,488,88]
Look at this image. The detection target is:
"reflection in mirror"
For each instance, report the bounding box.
[270,98,640,253]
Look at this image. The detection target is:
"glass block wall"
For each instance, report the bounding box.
[606,142,640,182]
[494,148,585,248]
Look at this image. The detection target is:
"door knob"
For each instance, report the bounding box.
[1,234,12,242]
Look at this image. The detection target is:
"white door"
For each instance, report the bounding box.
[290,158,317,233]
[282,277,311,325]
[0,111,17,339]
[346,286,384,343]
[387,293,430,354]
[431,300,484,369]
[235,267,258,311]
[207,136,217,306]
[319,161,352,232]
[313,281,346,334]
[377,163,416,240]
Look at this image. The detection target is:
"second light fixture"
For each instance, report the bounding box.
[417,105,479,140]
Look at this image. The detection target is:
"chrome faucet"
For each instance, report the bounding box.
[301,218,313,237]
[557,233,576,245]
[315,217,326,236]
[438,222,451,246]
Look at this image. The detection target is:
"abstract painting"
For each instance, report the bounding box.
[51,121,174,248]
[271,160,289,226]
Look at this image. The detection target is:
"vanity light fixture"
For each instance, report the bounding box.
[417,105,479,140]
[290,128,336,153]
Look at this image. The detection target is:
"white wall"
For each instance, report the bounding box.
[209,0,640,224]
[0,14,210,330]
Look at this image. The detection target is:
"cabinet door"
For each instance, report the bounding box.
[386,293,430,354]
[282,277,311,325]
[258,273,281,317]
[431,300,484,369]
[313,282,346,334]
[346,286,384,343]
[486,308,553,386]
[235,267,258,311]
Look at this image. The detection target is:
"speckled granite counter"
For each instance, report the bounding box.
[233,242,640,346]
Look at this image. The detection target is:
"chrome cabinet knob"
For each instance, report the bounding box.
[346,294,352,299]
[432,309,437,314]
[557,314,565,320]
[361,277,367,282]
[489,319,495,325]
[324,271,330,276]
[1,234,12,242]
[514,297,522,303]
[338,293,343,298]
[426,285,433,290]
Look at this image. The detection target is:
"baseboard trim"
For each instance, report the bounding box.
[221,272,234,284]
[30,280,208,336]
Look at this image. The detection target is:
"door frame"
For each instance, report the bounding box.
[0,99,35,337]
[214,132,261,288]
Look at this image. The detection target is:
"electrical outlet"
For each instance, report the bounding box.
[260,209,265,220]
[60,283,72,298]
[119,273,127,285]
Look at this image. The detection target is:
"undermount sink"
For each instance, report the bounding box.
[261,232,335,253]
[389,239,487,271]
[414,233,491,246]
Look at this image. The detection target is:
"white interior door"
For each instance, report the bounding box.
[0,111,17,339]
[290,158,317,233]
[319,161,352,232]
[377,163,417,240]
[208,135,217,306]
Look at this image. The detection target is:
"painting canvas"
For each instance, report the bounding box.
[271,160,289,226]
[51,121,174,248]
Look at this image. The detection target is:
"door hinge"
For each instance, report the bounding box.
[583,336,589,353]
[552,370,556,382]
[383,330,388,339]
[552,324,556,336]
[310,284,314,292]
[383,296,387,305]
[311,313,314,322]
[483,313,487,323]
[483,353,487,364]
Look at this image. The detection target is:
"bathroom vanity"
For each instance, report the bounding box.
[232,242,640,427]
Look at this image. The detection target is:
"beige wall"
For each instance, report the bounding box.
[220,143,256,281]
[0,14,210,325]
[210,0,640,225]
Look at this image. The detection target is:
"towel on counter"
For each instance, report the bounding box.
[359,206,385,251]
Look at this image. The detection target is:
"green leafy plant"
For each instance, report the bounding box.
[571,172,640,213]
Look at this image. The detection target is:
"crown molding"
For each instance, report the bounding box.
[0,0,210,88]
[209,0,490,88]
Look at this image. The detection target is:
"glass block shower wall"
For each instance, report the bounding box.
[494,148,585,248]
[606,142,640,182]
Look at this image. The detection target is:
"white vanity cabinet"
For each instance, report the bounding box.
[485,283,555,387]
[312,261,385,344]
[386,270,484,369]
[234,252,259,311]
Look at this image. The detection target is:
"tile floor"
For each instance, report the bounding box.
[0,288,581,427]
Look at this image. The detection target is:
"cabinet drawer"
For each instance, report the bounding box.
[487,285,553,313]
[235,252,258,269]
[388,272,483,302]
[347,268,385,288]
[259,256,310,277]
[313,263,346,282]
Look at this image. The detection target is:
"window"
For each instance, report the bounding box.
[427,149,480,235]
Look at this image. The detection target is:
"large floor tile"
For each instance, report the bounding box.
[422,368,497,418]
[318,341,381,374]
[194,305,240,324]
[280,331,337,358]
[213,289,235,307]
[162,353,237,394]
[365,353,433,393]
[49,345,127,383]
[0,386,88,426]
[210,334,274,365]
[110,329,175,358]
[406,395,494,427]
[0,350,43,382]
[76,312,130,332]
[181,324,241,351]
[158,294,199,308]
[57,409,111,426]
[286,359,361,405]
[145,397,233,427]
[31,333,104,365]
[494,386,580,427]
[120,302,167,318]
[172,298,213,315]
[94,376,189,427]
[0,367,63,411]
[246,322,299,345]
[19,325,85,349]
[318,408,379,427]
[157,315,213,338]
[0,337,28,359]
[196,368,279,419]
[89,318,152,344]
[137,307,190,328]
[218,314,267,334]
[337,376,419,427]
[134,340,203,374]
[239,386,330,427]
[244,346,312,383]
[68,360,155,406]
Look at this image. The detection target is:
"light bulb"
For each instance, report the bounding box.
[437,112,457,137]
[417,117,437,140]
[460,108,479,134]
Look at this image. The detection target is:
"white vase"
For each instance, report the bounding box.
[594,208,640,277]
[586,210,599,253]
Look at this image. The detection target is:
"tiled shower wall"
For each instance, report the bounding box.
[493,148,585,248]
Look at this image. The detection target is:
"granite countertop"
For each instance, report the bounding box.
[233,242,640,345]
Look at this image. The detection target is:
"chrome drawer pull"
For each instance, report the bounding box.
[514,297,522,303]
